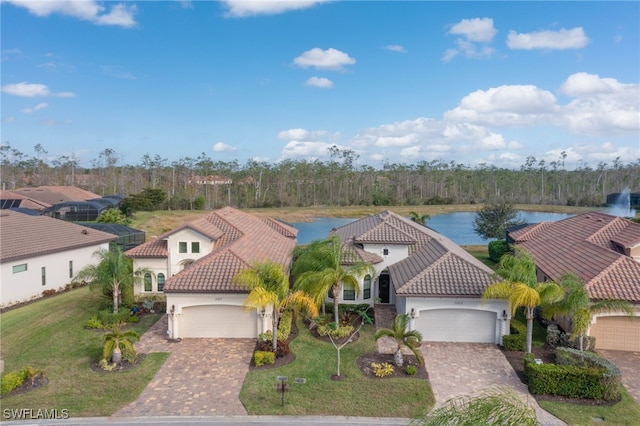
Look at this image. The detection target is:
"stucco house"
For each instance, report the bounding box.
[0,210,116,308]
[329,210,508,344]
[125,206,298,339]
[507,211,640,351]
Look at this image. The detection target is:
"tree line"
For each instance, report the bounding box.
[2,143,639,210]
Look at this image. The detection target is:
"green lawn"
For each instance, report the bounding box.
[240,319,435,417]
[0,287,167,417]
[539,390,640,426]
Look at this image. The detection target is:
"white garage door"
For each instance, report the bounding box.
[180,305,258,338]
[590,316,640,352]
[415,309,496,343]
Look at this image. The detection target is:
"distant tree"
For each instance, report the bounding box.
[409,211,430,226]
[96,208,130,225]
[120,188,167,214]
[473,202,526,240]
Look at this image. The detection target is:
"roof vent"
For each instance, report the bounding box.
[81,229,88,235]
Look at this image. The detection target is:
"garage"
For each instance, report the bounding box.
[590,316,640,352]
[179,305,258,338]
[415,309,497,343]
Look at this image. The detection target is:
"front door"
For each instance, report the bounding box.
[378,272,390,304]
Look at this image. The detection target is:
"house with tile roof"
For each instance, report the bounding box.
[11,186,101,205]
[508,211,640,351]
[0,210,117,308]
[125,206,298,339]
[329,210,508,344]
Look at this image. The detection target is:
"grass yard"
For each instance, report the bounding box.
[462,245,496,270]
[539,390,640,425]
[240,319,434,418]
[0,286,167,417]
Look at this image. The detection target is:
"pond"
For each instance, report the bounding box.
[291,211,576,246]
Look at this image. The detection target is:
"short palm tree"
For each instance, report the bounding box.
[233,261,318,351]
[482,249,564,353]
[374,313,423,367]
[103,325,139,364]
[543,272,634,351]
[409,211,430,226]
[74,246,148,313]
[293,235,374,324]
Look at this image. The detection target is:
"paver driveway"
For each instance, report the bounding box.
[598,349,640,404]
[115,317,255,417]
[421,342,567,426]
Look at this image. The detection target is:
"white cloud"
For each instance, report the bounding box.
[384,44,406,53]
[101,65,136,79]
[448,18,497,42]
[4,1,137,28]
[221,0,328,17]
[305,76,333,88]
[213,142,237,153]
[294,48,355,70]
[278,128,335,141]
[507,27,589,50]
[1,82,75,98]
[22,103,49,114]
[2,116,16,123]
[281,140,336,159]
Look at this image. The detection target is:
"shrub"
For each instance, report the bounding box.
[510,319,527,335]
[546,324,561,347]
[488,239,509,262]
[1,371,24,395]
[125,315,140,323]
[372,362,395,378]
[277,311,293,341]
[99,358,117,371]
[42,289,57,297]
[558,333,596,351]
[85,315,104,329]
[317,324,354,339]
[406,364,417,375]
[255,338,290,358]
[503,333,526,351]
[98,309,131,327]
[254,350,276,367]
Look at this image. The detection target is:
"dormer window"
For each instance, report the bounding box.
[191,242,200,253]
[179,242,187,253]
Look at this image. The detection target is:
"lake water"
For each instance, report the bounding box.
[291,211,575,246]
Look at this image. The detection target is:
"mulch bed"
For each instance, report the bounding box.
[501,345,619,406]
[356,351,429,379]
[89,353,147,373]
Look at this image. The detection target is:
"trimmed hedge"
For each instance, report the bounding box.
[254,351,275,367]
[524,351,621,400]
[277,310,293,342]
[502,318,527,351]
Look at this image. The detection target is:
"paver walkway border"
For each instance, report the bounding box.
[114,316,255,417]
[598,349,640,404]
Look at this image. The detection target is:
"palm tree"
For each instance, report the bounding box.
[409,211,430,226]
[482,249,564,353]
[74,246,148,313]
[293,235,374,324]
[233,261,318,351]
[103,325,139,364]
[374,313,423,367]
[543,272,634,351]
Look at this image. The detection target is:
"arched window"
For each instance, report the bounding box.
[144,273,152,292]
[363,275,372,299]
[157,273,165,292]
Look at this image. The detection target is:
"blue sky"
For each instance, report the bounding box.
[2,1,639,169]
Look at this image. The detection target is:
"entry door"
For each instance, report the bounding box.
[378,272,390,303]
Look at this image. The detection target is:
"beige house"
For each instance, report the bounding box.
[0,210,116,308]
[329,211,508,344]
[125,206,297,339]
[508,211,640,351]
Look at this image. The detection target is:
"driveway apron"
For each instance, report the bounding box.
[421,342,567,426]
[598,350,640,404]
[115,316,255,417]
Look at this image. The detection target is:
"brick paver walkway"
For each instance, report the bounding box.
[115,316,255,417]
[598,349,640,404]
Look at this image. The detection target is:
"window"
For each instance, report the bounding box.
[12,263,27,273]
[69,261,73,278]
[383,248,389,256]
[157,273,165,292]
[328,287,334,299]
[363,275,372,299]
[144,273,152,292]
[178,242,187,253]
[343,286,355,301]
[41,267,46,286]
[191,242,200,253]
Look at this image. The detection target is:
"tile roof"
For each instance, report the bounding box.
[0,210,117,262]
[509,211,640,302]
[135,207,297,293]
[332,210,496,297]
[0,190,51,210]
[11,186,101,204]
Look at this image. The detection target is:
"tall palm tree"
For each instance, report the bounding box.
[409,211,430,226]
[74,246,148,313]
[233,261,318,351]
[374,313,423,367]
[103,325,139,364]
[543,272,634,351]
[293,235,374,324]
[482,249,564,353]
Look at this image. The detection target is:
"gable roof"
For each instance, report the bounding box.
[0,210,117,262]
[509,211,640,302]
[0,190,51,210]
[10,186,101,205]
[332,210,497,297]
[129,207,298,293]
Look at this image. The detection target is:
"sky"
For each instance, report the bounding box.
[1,1,639,170]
